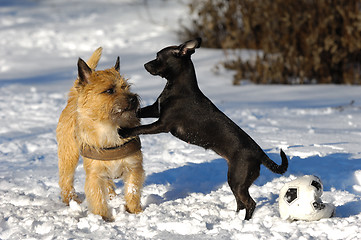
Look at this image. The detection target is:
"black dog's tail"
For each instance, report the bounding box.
[261,149,288,174]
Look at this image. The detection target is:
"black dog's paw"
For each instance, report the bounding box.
[118,128,133,138]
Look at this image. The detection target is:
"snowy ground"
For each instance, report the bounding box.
[1,0,361,239]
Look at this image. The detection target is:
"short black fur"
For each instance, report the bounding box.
[118,38,288,220]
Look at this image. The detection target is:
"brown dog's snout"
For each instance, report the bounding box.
[114,94,139,114]
[128,94,139,111]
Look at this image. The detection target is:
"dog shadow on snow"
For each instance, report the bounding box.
[144,158,227,202]
[115,152,361,217]
[140,152,287,207]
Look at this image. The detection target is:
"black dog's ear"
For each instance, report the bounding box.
[114,56,120,72]
[77,58,92,85]
[177,38,202,57]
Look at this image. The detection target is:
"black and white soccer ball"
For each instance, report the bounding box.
[279,175,335,221]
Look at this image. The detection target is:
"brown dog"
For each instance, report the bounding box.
[56,48,144,221]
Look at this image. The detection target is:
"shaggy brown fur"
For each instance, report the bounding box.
[56,48,144,221]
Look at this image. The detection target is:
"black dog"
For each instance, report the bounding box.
[118,38,288,220]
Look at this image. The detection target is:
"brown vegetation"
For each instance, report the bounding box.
[180,0,361,84]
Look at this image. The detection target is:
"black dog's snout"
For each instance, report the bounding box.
[144,62,152,73]
[144,60,158,76]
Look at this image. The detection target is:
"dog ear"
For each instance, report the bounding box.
[114,56,120,72]
[177,38,202,57]
[77,58,92,85]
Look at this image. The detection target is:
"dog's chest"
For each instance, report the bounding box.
[106,161,126,179]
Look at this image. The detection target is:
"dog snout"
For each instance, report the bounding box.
[144,61,157,75]
[144,62,151,72]
[128,94,139,110]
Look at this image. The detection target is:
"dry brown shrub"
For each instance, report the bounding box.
[180,0,361,84]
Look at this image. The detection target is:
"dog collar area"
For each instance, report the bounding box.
[80,137,141,161]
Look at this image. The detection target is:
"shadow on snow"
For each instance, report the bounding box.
[145,158,228,201]
[134,152,360,217]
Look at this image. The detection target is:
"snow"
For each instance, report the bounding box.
[0,0,360,239]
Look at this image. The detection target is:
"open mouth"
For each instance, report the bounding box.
[114,95,140,115]
[112,102,140,128]
[114,106,136,115]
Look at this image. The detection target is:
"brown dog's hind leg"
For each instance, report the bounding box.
[57,103,81,205]
[58,137,81,205]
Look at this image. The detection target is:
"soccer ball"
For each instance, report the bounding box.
[279,175,335,221]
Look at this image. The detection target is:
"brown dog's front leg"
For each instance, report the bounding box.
[118,120,167,138]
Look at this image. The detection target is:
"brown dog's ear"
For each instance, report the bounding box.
[114,56,120,72]
[77,58,92,85]
[177,38,202,57]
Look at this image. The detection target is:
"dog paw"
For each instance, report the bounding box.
[107,183,117,200]
[61,191,82,205]
[102,215,115,222]
[125,204,143,214]
[118,128,133,138]
[236,201,246,212]
[108,191,116,200]
[72,195,82,204]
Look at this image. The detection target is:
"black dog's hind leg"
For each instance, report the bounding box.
[229,182,246,212]
[227,158,260,220]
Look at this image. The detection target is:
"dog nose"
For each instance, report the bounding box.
[144,62,154,74]
[129,95,137,103]
[129,95,139,109]
[144,63,150,71]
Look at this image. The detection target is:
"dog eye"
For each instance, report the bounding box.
[102,88,115,94]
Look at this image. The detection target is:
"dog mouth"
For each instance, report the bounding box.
[115,106,137,114]
[112,100,140,128]
[113,94,140,115]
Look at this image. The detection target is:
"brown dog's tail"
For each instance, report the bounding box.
[86,47,103,70]
[262,149,288,174]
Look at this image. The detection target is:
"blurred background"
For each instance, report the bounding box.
[2,0,361,86]
[180,0,361,85]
